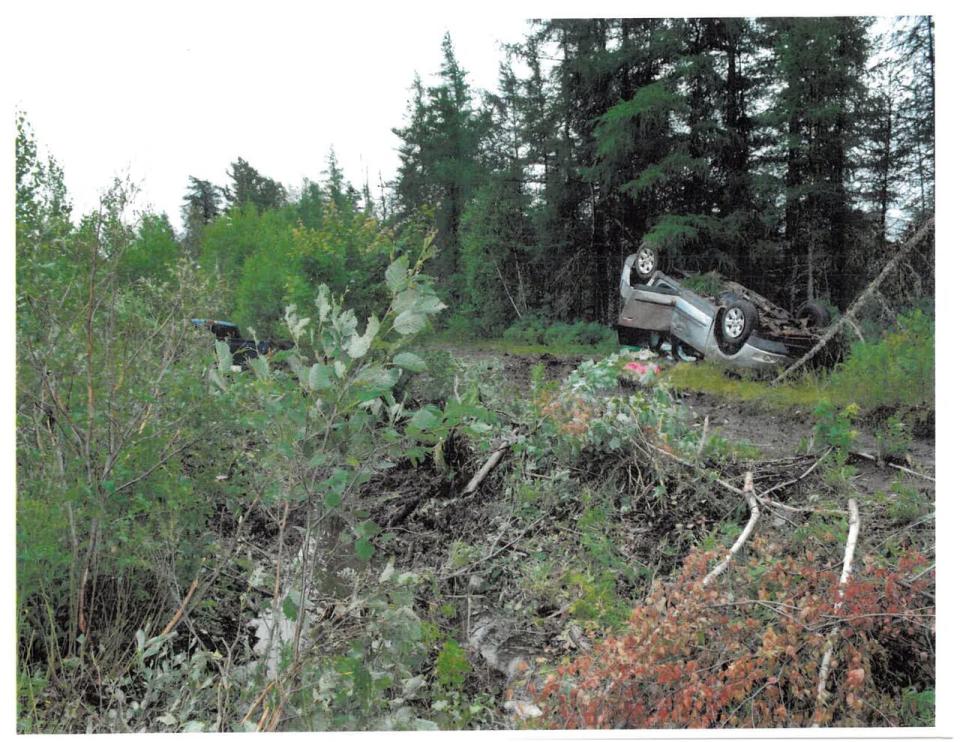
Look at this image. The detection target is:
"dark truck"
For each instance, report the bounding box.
[191,319,293,366]
[616,246,831,371]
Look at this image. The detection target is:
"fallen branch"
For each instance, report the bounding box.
[462,441,511,495]
[812,497,861,727]
[775,216,934,383]
[703,473,759,586]
[851,450,935,483]
[160,577,200,636]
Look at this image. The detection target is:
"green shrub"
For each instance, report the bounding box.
[540,321,615,348]
[876,415,911,460]
[443,312,476,339]
[900,687,935,726]
[681,271,725,297]
[888,480,929,526]
[434,640,471,690]
[503,315,549,345]
[829,309,934,414]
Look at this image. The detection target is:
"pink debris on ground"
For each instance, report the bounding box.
[624,361,661,376]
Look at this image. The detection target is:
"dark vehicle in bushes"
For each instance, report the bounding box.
[191,319,293,366]
[616,246,831,371]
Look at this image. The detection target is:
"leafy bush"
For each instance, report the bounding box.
[435,640,471,689]
[503,315,549,345]
[829,309,934,415]
[543,321,616,348]
[443,311,486,340]
[681,271,726,297]
[502,317,616,350]
[537,539,933,728]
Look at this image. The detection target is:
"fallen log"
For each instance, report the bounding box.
[774,216,934,383]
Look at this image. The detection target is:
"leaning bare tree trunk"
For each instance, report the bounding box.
[774,216,934,383]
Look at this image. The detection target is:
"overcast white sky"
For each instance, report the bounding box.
[6,1,953,232]
[8,2,534,229]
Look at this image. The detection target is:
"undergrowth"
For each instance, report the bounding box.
[665,308,933,424]
[536,539,933,728]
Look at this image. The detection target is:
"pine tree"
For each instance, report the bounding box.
[181,176,222,257]
[222,157,286,212]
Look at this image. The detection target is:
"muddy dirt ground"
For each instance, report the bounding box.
[448,346,935,494]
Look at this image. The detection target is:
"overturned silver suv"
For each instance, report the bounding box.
[617,246,830,371]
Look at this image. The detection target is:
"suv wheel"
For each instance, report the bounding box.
[717,299,759,353]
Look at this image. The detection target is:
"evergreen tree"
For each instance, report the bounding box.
[763,17,871,307]
[181,176,221,257]
[392,34,486,299]
[222,157,286,212]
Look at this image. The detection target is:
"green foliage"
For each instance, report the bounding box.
[875,414,911,460]
[887,480,929,526]
[117,213,181,285]
[503,314,549,345]
[681,271,726,297]
[502,317,616,351]
[434,640,471,689]
[900,687,935,726]
[812,401,859,453]
[829,309,934,415]
[543,321,616,349]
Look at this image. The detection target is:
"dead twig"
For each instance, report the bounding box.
[758,447,833,500]
[443,514,548,580]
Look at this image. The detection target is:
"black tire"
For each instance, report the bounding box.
[717,299,759,353]
[797,300,830,329]
[671,338,701,362]
[633,244,658,281]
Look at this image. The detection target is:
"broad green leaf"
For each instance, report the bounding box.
[282,595,298,621]
[355,520,380,539]
[308,362,332,391]
[215,340,232,375]
[324,491,342,508]
[414,294,446,314]
[355,538,375,561]
[393,310,426,336]
[385,255,409,293]
[408,407,439,431]
[353,366,400,391]
[347,315,380,359]
[315,285,332,323]
[249,355,270,380]
[208,367,227,392]
[393,351,427,373]
[391,287,419,313]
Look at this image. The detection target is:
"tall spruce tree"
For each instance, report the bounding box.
[392,34,486,299]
